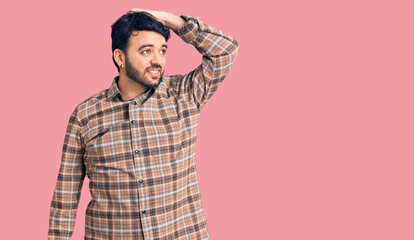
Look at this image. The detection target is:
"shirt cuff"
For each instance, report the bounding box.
[173,15,204,45]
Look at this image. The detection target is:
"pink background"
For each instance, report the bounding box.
[1,0,413,239]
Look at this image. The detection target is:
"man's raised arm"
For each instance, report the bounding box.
[130,8,240,109]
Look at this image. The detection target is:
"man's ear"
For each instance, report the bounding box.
[114,49,125,68]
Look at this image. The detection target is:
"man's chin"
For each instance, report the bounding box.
[142,77,162,89]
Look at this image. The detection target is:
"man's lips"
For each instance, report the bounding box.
[146,68,161,78]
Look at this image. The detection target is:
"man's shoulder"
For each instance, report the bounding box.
[71,88,109,121]
[162,73,188,89]
[155,74,184,96]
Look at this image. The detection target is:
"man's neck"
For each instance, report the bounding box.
[118,74,148,100]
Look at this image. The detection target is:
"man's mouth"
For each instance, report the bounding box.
[146,68,161,78]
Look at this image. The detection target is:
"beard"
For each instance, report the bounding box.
[124,56,164,89]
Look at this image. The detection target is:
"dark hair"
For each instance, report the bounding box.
[111,12,171,72]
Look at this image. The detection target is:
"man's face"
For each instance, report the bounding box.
[124,30,167,89]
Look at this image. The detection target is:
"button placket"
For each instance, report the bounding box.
[129,100,142,184]
[129,100,148,224]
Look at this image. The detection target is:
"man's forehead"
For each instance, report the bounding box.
[126,30,167,51]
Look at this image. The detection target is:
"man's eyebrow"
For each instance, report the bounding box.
[138,44,153,50]
[138,44,168,50]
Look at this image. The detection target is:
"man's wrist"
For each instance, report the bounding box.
[172,15,204,46]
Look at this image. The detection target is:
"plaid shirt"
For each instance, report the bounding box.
[48,15,239,240]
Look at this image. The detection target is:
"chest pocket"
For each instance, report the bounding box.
[83,120,133,171]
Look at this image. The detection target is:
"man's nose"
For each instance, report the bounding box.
[150,52,161,65]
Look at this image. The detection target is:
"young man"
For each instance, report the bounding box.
[48,9,239,240]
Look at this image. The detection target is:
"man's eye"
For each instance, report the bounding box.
[142,50,150,54]
[160,49,166,54]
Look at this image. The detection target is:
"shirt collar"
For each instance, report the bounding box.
[107,76,122,100]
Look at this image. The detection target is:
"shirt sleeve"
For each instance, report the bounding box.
[48,108,86,239]
[172,15,240,110]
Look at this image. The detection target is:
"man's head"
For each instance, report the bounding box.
[111,12,170,88]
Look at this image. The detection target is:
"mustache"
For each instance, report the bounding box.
[146,64,162,70]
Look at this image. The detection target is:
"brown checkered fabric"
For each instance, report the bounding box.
[48,15,239,239]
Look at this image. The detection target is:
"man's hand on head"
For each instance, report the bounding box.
[129,8,186,31]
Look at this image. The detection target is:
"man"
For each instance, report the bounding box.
[48,8,239,240]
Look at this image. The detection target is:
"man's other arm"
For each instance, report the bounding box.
[48,108,85,239]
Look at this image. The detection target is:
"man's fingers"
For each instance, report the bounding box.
[129,8,155,17]
[127,8,169,27]
[129,8,145,12]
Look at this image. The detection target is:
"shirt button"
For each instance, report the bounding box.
[132,101,137,105]
[142,210,146,214]
[135,150,139,154]
[139,179,143,183]
[131,120,136,124]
